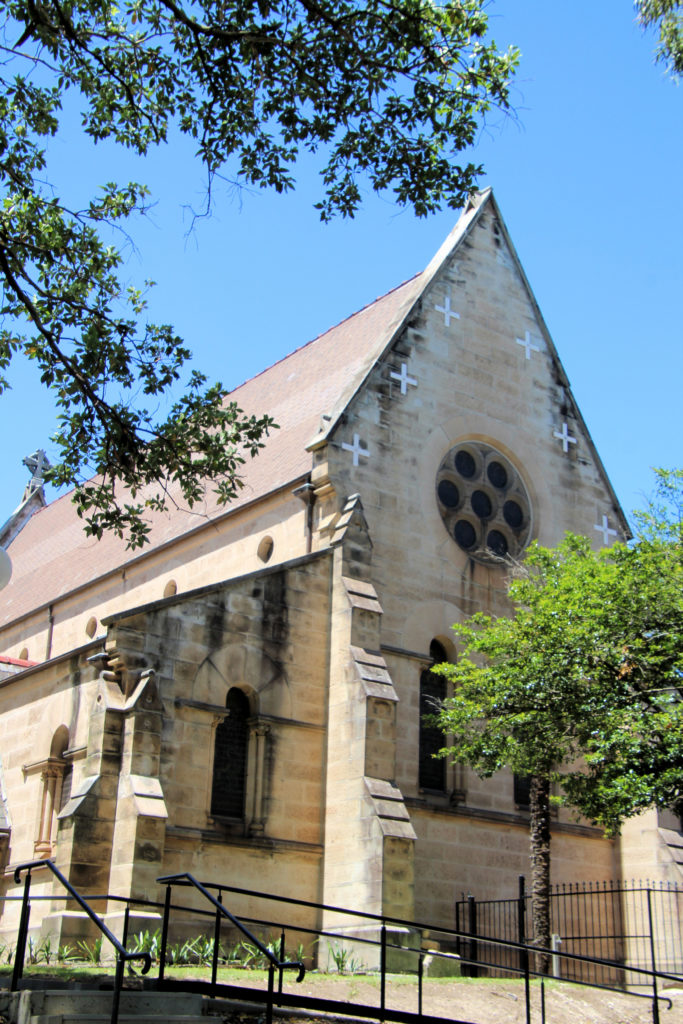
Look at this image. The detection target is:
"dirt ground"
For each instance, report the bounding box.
[6,966,682,1024]
[226,973,683,1024]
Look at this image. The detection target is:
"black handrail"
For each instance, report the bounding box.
[155,873,679,1024]
[2,872,680,1024]
[12,859,152,1024]
[156,871,305,1024]
[149,874,683,986]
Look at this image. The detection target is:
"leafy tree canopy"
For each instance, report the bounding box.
[636,0,683,76]
[437,469,683,837]
[562,468,683,825]
[0,0,518,547]
[435,469,683,962]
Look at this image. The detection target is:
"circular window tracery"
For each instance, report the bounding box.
[471,490,492,519]
[454,519,476,550]
[487,461,508,489]
[437,479,459,508]
[436,443,532,564]
[455,450,476,478]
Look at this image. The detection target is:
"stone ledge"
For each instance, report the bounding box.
[405,797,605,837]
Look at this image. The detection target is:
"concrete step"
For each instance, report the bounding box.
[12,989,204,1024]
[31,1016,204,1024]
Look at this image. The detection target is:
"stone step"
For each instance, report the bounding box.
[31,1015,204,1024]
[13,989,204,1024]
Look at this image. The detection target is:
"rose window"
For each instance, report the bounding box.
[436,443,532,563]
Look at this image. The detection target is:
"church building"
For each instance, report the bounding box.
[0,189,678,952]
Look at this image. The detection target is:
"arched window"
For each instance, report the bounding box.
[33,726,70,855]
[514,774,531,808]
[59,755,73,812]
[211,688,250,819]
[419,640,447,792]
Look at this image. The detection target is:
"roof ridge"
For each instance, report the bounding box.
[227,271,423,396]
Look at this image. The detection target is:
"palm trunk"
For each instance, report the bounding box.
[529,774,551,975]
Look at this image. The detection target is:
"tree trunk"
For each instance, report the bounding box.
[529,774,552,975]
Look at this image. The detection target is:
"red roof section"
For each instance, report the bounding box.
[0,274,424,628]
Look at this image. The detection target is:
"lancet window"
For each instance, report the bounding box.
[211,688,250,819]
[419,640,447,792]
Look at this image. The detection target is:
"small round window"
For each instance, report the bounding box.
[257,536,274,563]
[435,443,532,564]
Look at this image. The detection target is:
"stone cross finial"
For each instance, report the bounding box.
[22,449,50,499]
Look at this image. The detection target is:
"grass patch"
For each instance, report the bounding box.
[0,964,277,984]
[0,964,115,983]
[0,962,550,987]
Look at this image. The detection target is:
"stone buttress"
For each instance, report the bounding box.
[321,494,416,963]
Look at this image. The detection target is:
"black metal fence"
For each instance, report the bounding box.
[4,868,683,1024]
[455,878,683,988]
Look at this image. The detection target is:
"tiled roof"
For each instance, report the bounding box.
[0,271,426,628]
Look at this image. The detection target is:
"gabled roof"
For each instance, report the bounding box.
[0,486,46,549]
[0,266,425,628]
[308,188,490,449]
[0,187,628,630]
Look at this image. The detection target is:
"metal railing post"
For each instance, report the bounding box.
[380,922,387,1023]
[647,888,660,1024]
[211,891,222,994]
[278,928,286,997]
[467,893,478,977]
[518,876,530,1024]
[523,941,531,1024]
[517,876,526,968]
[158,884,172,982]
[11,868,32,991]
[541,976,546,1024]
[266,962,275,1024]
[417,951,423,1020]
[455,900,461,957]
[121,906,130,950]
[111,953,125,1024]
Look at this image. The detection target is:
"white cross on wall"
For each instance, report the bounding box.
[594,514,618,546]
[341,433,370,467]
[516,330,541,360]
[553,422,577,453]
[434,295,460,327]
[389,363,418,395]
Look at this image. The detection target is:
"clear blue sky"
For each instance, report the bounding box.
[1,2,681,532]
